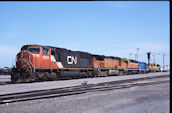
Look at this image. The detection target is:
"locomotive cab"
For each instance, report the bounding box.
[16,45,62,70]
[16,45,41,69]
[12,45,62,82]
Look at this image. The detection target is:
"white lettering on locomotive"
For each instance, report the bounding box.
[67,56,77,64]
[42,55,49,59]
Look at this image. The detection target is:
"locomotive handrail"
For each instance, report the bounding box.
[28,55,35,69]
[17,58,32,69]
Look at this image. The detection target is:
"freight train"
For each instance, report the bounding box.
[11,44,161,83]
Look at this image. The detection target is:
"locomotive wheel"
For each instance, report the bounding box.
[105,71,109,76]
[55,72,61,80]
[118,71,121,76]
[118,71,123,76]
[81,71,87,78]
[94,69,100,77]
[16,79,24,83]
[129,71,132,75]
[11,73,18,83]
[36,72,44,81]
[16,73,24,83]
[11,69,20,83]
[23,77,31,82]
[49,72,57,80]
[23,73,31,82]
[120,71,124,76]
[85,71,89,78]
[43,72,50,81]
[79,72,84,78]
[88,71,94,78]
[11,72,24,83]
[100,71,108,77]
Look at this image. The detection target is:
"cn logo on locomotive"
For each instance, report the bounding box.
[67,56,77,64]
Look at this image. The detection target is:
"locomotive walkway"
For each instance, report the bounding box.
[0,72,169,96]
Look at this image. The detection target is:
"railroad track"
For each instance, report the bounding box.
[0,81,12,85]
[0,74,169,105]
[0,72,168,86]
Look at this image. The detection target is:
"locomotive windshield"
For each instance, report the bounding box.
[28,48,40,54]
[21,46,28,52]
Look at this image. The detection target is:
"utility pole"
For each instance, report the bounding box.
[129,53,132,59]
[135,48,140,61]
[147,52,151,65]
[151,52,169,71]
[11,60,14,68]
[163,53,165,70]
[152,53,156,64]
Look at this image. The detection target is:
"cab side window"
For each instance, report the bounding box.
[51,50,60,61]
[21,46,28,52]
[42,48,49,54]
[51,50,55,56]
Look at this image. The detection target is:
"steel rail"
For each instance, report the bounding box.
[0,80,169,104]
[0,74,169,105]
[0,72,169,86]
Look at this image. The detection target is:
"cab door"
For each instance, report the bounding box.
[40,47,51,69]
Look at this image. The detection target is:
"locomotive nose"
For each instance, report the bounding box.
[21,53,24,57]
[16,52,31,69]
[17,52,28,60]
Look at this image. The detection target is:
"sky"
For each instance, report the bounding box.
[0,1,170,68]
